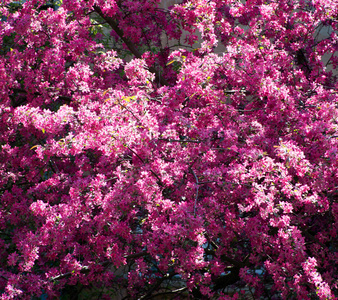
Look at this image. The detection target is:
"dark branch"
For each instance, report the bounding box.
[93,5,168,86]
[49,251,148,282]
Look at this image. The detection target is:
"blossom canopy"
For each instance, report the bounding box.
[0,0,338,299]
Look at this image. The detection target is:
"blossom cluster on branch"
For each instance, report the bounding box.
[0,0,337,299]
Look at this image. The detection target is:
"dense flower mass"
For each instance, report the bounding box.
[0,0,338,299]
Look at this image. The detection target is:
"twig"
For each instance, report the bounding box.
[190,168,199,217]
[158,138,202,143]
[49,251,148,282]
[0,274,9,281]
[147,287,188,299]
[117,99,141,123]
[137,272,175,300]
[124,144,163,186]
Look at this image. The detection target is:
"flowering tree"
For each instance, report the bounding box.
[0,0,338,299]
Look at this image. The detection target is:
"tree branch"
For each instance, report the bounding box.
[190,167,199,217]
[138,272,176,300]
[147,287,187,299]
[158,138,202,143]
[49,251,148,282]
[93,5,168,86]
